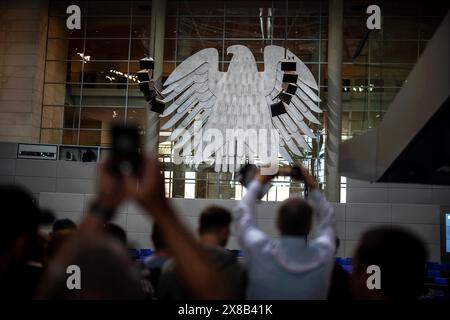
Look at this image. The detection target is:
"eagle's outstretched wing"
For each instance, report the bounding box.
[160,48,221,140]
[262,45,322,163]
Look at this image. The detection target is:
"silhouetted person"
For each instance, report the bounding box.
[144,224,170,290]
[158,206,247,299]
[82,149,97,162]
[0,185,53,299]
[74,154,229,299]
[233,165,335,299]
[37,235,145,300]
[327,237,351,300]
[350,227,427,300]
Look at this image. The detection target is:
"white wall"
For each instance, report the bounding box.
[0,143,447,261]
[346,178,450,205]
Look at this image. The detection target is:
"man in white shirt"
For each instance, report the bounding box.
[233,165,335,299]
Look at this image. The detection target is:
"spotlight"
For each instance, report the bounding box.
[137,70,150,82]
[136,56,165,114]
[286,84,297,95]
[142,87,157,102]
[139,56,154,70]
[282,73,298,84]
[281,61,296,71]
[150,99,165,114]
[270,101,287,117]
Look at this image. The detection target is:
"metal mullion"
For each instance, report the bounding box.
[124,2,134,126]
[76,9,89,145]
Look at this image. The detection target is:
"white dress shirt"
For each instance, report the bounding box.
[233,180,336,300]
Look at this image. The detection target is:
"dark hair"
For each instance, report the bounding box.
[353,227,427,300]
[105,223,127,246]
[52,218,77,233]
[277,197,313,237]
[199,206,232,234]
[151,223,166,251]
[0,185,40,255]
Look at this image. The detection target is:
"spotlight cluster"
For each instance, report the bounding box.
[137,57,165,114]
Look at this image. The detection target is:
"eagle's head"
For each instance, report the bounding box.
[226,45,256,74]
[226,45,254,60]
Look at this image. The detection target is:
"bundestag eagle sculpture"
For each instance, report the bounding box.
[160,45,321,172]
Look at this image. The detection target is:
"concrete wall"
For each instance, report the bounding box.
[0,0,48,143]
[0,142,446,261]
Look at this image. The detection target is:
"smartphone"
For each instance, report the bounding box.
[111,124,142,175]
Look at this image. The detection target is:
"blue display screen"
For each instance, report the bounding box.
[446,213,450,253]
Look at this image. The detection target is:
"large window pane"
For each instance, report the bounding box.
[127,84,148,107]
[272,0,322,17]
[178,17,224,38]
[80,107,125,129]
[177,39,223,61]
[45,61,83,83]
[86,17,131,38]
[47,38,86,61]
[369,64,414,88]
[132,17,152,38]
[370,40,418,63]
[130,39,152,60]
[132,1,152,16]
[225,1,271,16]
[87,1,131,16]
[80,86,127,107]
[49,1,87,17]
[127,108,147,130]
[177,0,224,16]
[225,17,264,38]
[272,17,321,39]
[78,130,104,146]
[48,16,85,38]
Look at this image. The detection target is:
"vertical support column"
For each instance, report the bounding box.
[0,0,48,143]
[145,0,166,152]
[325,0,343,202]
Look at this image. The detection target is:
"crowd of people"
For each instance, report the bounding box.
[0,155,428,300]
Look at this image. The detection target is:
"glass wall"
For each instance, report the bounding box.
[41,0,448,200]
[41,0,152,146]
[339,0,448,138]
